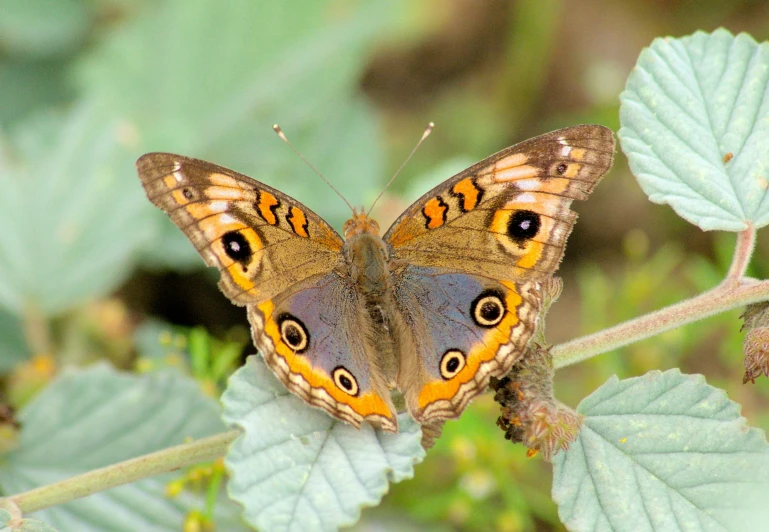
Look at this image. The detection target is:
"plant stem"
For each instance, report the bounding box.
[6,430,240,515]
[727,223,756,280]
[552,278,769,369]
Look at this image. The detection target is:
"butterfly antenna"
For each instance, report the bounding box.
[368,122,434,214]
[273,124,355,212]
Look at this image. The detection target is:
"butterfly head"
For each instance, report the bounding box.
[343,208,381,238]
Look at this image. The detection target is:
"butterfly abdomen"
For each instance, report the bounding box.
[342,229,405,386]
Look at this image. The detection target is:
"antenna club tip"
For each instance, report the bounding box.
[421,122,435,140]
[272,124,287,141]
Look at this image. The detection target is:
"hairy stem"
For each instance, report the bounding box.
[553,278,769,368]
[727,223,756,280]
[6,430,239,515]
[553,225,767,368]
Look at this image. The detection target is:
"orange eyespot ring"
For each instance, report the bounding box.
[440,349,466,380]
[332,367,359,396]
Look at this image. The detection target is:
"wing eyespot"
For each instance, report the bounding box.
[278,314,309,353]
[222,231,253,263]
[471,290,506,328]
[440,349,466,379]
[507,210,541,241]
[332,366,359,396]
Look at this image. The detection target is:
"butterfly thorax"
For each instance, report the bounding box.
[342,211,391,302]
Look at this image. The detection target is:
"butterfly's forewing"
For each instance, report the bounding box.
[137,154,344,305]
[385,125,615,281]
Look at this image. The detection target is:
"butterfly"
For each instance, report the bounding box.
[136,125,615,433]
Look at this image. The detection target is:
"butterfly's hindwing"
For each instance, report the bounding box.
[247,273,398,431]
[393,266,540,423]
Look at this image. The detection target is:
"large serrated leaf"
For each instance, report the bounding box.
[552,369,769,532]
[0,364,234,531]
[0,102,153,316]
[222,356,425,532]
[619,29,769,231]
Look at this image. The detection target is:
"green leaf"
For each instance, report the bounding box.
[0,364,229,531]
[0,0,91,58]
[0,508,58,532]
[222,356,425,532]
[0,60,74,126]
[76,0,393,154]
[0,102,153,316]
[619,29,769,231]
[0,308,29,371]
[552,369,769,531]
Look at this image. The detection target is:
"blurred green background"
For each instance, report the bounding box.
[1,0,768,530]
